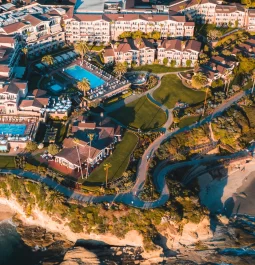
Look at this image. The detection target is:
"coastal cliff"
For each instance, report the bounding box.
[1,175,255,264]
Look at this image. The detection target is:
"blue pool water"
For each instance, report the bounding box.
[50,84,63,92]
[64,65,105,89]
[0,124,26,135]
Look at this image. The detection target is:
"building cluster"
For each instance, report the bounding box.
[200,55,238,84]
[104,38,201,67]
[169,0,255,30]
[54,116,121,173]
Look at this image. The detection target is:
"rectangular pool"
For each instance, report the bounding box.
[64,64,105,89]
[0,124,26,135]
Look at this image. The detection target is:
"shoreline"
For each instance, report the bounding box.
[0,203,15,222]
[0,197,144,247]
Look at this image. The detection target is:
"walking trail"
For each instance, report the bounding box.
[1,86,252,209]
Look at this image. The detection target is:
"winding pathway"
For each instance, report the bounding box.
[0,87,252,208]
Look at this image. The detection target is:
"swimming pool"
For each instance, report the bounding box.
[64,65,105,89]
[0,124,26,135]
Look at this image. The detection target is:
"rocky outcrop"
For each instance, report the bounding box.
[60,247,100,265]
[157,217,213,250]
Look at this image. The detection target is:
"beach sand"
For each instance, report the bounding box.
[0,203,15,221]
[198,161,255,216]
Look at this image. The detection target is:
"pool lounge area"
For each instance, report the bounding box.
[64,62,130,100]
[64,65,105,89]
[0,122,35,143]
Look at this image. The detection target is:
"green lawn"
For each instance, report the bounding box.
[178,115,201,128]
[109,96,167,130]
[0,156,15,168]
[86,131,138,183]
[132,65,192,74]
[153,75,206,109]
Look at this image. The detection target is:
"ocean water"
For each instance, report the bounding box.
[0,220,40,265]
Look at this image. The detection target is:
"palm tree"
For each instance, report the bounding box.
[191,72,208,89]
[50,192,65,205]
[74,41,88,64]
[113,62,127,79]
[41,55,54,66]
[104,163,112,187]
[225,73,234,96]
[21,47,28,64]
[85,133,94,179]
[251,70,255,93]
[194,61,200,73]
[202,87,209,116]
[77,78,90,96]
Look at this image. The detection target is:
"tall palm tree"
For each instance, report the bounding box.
[225,73,234,96]
[21,47,28,64]
[191,72,208,89]
[202,87,209,116]
[113,62,127,79]
[77,78,90,96]
[85,133,94,179]
[251,70,255,94]
[74,41,88,64]
[41,55,54,66]
[104,163,112,187]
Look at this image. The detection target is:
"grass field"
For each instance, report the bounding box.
[132,65,192,74]
[86,131,138,183]
[153,75,206,109]
[178,115,201,128]
[0,156,15,168]
[109,96,167,130]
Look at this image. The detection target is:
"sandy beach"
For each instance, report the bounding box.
[198,161,255,216]
[0,203,15,222]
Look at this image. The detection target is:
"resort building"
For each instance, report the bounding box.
[55,116,121,171]
[157,39,201,66]
[0,36,22,78]
[0,79,28,114]
[168,0,254,29]
[0,4,67,59]
[64,13,195,43]
[104,38,156,66]
[200,55,238,84]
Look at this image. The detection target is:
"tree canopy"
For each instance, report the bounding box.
[191,72,208,89]
[48,144,60,156]
[26,141,37,152]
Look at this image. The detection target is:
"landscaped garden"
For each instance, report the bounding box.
[132,65,192,74]
[86,131,138,183]
[109,96,167,130]
[153,74,206,109]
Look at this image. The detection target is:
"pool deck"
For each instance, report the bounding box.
[61,59,130,101]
